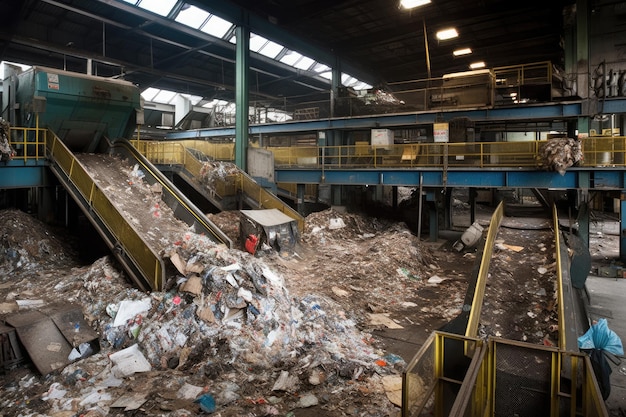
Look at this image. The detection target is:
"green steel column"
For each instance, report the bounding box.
[235,22,250,170]
[577,116,590,137]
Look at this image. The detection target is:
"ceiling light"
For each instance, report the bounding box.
[436,28,458,40]
[400,0,431,9]
[453,48,472,56]
[469,61,486,69]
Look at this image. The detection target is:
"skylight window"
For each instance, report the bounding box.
[249,34,287,60]
[352,81,373,90]
[152,89,177,104]
[202,99,230,109]
[250,34,270,52]
[179,93,204,106]
[141,87,160,102]
[258,40,284,59]
[123,0,139,5]
[313,63,331,73]
[319,71,332,80]
[279,51,303,66]
[175,5,210,29]
[341,73,356,85]
[201,15,234,39]
[293,56,315,70]
[136,0,177,17]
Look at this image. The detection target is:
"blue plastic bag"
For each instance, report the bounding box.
[578,318,624,356]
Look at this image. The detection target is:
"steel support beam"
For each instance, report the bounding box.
[166,102,584,140]
[0,166,47,188]
[274,168,626,189]
[235,23,250,170]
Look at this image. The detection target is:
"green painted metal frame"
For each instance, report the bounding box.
[235,23,250,170]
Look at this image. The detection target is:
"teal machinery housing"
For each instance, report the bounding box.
[7,66,142,150]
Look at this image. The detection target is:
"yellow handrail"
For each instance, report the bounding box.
[47,131,164,291]
[465,201,504,339]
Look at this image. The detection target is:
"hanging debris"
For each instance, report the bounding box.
[0,119,16,162]
[538,137,583,175]
[198,161,239,197]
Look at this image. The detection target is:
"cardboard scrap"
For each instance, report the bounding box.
[169,252,187,275]
[110,392,148,411]
[368,313,404,329]
[180,276,202,295]
[503,244,524,252]
[381,375,403,406]
[384,373,425,407]
[331,286,350,297]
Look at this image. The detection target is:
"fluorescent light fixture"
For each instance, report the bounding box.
[453,48,472,56]
[436,28,458,40]
[400,0,431,9]
[469,61,486,69]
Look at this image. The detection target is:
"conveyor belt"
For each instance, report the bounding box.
[401,204,604,417]
[46,132,232,292]
[139,141,305,233]
[462,202,587,351]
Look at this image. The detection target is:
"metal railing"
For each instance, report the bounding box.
[553,205,567,350]
[267,136,626,169]
[46,132,165,291]
[8,127,49,162]
[464,201,504,339]
[134,140,305,232]
[402,332,608,417]
[10,127,626,171]
[402,331,485,417]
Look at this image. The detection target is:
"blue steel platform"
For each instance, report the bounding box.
[0,160,48,188]
[166,102,584,139]
[274,167,624,190]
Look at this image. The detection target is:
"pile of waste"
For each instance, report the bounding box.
[0,118,15,162]
[0,209,403,416]
[198,161,239,197]
[0,209,75,274]
[538,137,583,175]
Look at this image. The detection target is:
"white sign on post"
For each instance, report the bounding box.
[433,122,449,143]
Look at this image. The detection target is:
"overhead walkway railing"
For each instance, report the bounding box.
[402,332,608,417]
[134,140,305,232]
[10,127,626,171]
[269,136,626,169]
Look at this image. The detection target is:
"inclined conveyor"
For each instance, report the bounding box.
[14,67,231,291]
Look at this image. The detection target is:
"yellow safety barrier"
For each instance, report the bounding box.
[47,132,164,291]
[134,140,305,232]
[8,127,48,161]
[402,332,608,417]
[134,136,626,171]
[465,201,504,339]
[553,205,567,350]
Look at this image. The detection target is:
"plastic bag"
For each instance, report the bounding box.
[578,318,624,356]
